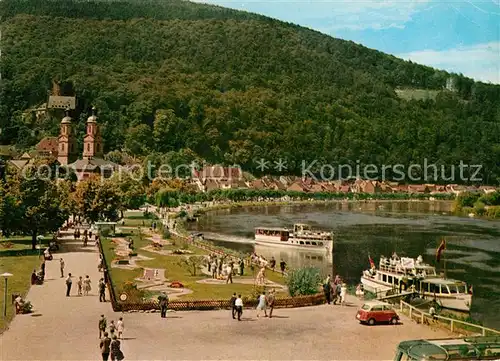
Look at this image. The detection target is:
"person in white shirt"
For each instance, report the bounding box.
[340,283,347,306]
[234,295,243,321]
[116,317,124,339]
[256,292,267,318]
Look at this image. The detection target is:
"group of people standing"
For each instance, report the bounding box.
[229,289,277,321]
[323,274,348,306]
[99,315,125,361]
[250,254,287,275]
[207,253,245,283]
[74,227,99,247]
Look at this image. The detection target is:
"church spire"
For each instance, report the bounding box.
[58,107,76,165]
[83,106,103,160]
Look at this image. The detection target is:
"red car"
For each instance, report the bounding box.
[356,301,399,325]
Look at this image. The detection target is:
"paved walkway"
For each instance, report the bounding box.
[0,231,452,360]
[0,231,113,360]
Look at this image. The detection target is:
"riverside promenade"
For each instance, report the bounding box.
[0,230,451,360]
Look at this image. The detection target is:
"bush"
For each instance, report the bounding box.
[162,229,171,239]
[285,266,321,297]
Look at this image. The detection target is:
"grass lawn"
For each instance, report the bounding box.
[0,237,48,333]
[102,228,287,301]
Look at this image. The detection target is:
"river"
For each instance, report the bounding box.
[185,200,500,329]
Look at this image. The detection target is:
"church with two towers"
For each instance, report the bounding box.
[58,107,117,180]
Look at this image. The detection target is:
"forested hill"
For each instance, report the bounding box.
[1,0,499,184]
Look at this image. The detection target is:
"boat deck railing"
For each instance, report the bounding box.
[399,300,500,336]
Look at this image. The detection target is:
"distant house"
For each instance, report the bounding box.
[204,179,220,192]
[250,178,267,190]
[195,165,243,182]
[268,180,287,191]
[362,180,381,194]
[36,137,59,157]
[287,181,307,193]
[408,185,429,194]
[338,185,351,193]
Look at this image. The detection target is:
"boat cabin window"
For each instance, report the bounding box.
[421,282,429,292]
[429,283,439,294]
[299,241,304,245]
[319,242,323,246]
[382,274,387,283]
[394,278,399,286]
[440,285,450,294]
[449,285,458,294]
[388,276,393,284]
[305,241,310,245]
[311,242,317,246]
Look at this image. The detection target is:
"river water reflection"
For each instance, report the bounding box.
[186,201,500,328]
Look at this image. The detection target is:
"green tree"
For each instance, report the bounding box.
[18,168,68,249]
[74,176,121,223]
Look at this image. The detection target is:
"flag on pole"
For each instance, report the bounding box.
[369,255,375,269]
[436,239,446,262]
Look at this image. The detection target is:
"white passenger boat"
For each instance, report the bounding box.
[254,223,333,250]
[361,255,472,312]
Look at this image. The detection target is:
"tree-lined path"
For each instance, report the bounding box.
[0,230,115,360]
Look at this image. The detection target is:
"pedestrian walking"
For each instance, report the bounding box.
[323,274,332,304]
[99,332,111,361]
[211,260,217,279]
[89,229,93,240]
[333,283,341,305]
[77,276,83,296]
[340,283,347,306]
[226,264,233,284]
[109,320,116,338]
[239,258,244,276]
[266,289,276,318]
[84,275,92,296]
[99,278,106,302]
[60,258,65,278]
[65,273,72,297]
[158,291,169,318]
[279,259,286,275]
[110,335,124,361]
[116,317,124,339]
[235,294,243,321]
[256,292,267,318]
[230,292,237,319]
[270,257,276,271]
[99,315,107,338]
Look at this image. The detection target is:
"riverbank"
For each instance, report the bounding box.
[171,197,455,220]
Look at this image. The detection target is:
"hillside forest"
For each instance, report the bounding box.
[0,0,499,183]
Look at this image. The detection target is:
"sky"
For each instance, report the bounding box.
[193,0,500,84]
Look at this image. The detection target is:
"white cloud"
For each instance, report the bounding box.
[397,42,500,84]
[192,0,432,30]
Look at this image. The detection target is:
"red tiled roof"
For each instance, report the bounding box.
[36,137,58,153]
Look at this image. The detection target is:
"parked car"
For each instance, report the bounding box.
[356,300,399,325]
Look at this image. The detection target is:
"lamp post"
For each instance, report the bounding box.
[2,272,13,318]
[37,235,44,258]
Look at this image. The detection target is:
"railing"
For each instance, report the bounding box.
[97,237,120,311]
[400,300,500,336]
